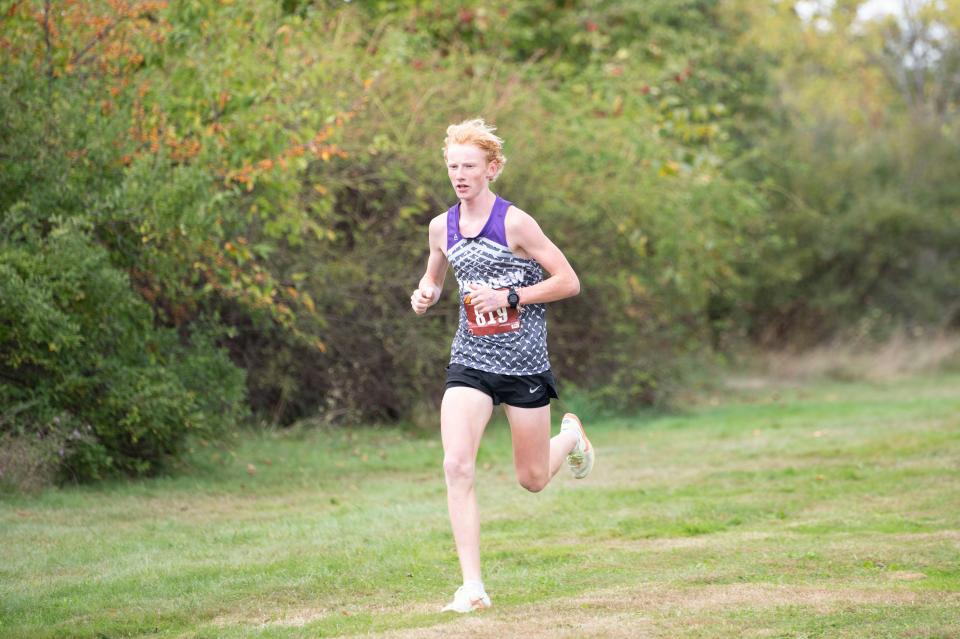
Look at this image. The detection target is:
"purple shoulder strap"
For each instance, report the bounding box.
[485,196,512,248]
[446,202,461,251]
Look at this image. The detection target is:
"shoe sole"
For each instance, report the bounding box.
[442,597,491,613]
[562,413,594,479]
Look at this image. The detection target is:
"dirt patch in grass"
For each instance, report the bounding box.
[893,530,960,544]
[888,571,928,581]
[202,524,960,637]
[275,583,950,639]
[588,582,931,612]
[357,606,652,639]
[207,605,335,629]
[208,600,441,631]
[601,531,776,552]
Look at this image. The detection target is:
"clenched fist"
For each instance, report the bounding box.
[411,287,436,315]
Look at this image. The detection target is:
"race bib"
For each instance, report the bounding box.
[465,295,521,336]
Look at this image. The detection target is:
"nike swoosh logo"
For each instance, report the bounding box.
[528,385,542,394]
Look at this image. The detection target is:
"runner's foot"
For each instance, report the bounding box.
[561,413,594,479]
[441,583,492,613]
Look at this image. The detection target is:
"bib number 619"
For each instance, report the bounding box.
[474,307,508,327]
[466,296,521,336]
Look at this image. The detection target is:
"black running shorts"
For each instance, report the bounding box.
[444,364,559,408]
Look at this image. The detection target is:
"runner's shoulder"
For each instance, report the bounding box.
[428,212,447,234]
[504,205,542,236]
[428,212,447,247]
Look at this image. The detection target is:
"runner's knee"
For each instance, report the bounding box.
[517,470,548,493]
[443,456,475,486]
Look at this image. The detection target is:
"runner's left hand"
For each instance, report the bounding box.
[467,283,508,314]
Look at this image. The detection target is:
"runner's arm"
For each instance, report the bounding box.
[411,214,448,315]
[468,208,579,313]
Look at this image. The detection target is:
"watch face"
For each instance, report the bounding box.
[508,292,519,307]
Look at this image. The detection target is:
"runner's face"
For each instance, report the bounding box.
[446,144,495,200]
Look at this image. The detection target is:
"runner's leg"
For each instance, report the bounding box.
[441,386,494,583]
[503,404,578,492]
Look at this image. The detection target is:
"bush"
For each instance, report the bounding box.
[739,115,960,345]
[3,0,955,461]
[217,1,767,418]
[0,209,247,482]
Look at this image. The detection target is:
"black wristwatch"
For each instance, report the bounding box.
[507,287,520,309]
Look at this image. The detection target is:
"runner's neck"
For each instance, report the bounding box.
[459,189,497,222]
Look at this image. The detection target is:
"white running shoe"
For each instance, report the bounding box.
[561,413,594,479]
[441,584,491,613]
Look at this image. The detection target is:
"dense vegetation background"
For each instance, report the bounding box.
[1,0,958,485]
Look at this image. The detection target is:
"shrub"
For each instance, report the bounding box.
[0,209,247,482]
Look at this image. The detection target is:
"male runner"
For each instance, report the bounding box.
[410,118,595,613]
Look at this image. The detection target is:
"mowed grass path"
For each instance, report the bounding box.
[2,373,959,638]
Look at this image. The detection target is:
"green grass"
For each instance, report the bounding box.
[2,373,959,638]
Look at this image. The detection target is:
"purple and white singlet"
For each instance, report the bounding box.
[445,196,550,375]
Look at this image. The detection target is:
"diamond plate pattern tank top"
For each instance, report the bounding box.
[446,196,550,375]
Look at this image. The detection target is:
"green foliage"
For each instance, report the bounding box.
[2,0,958,480]
[730,2,960,344]
[0,208,247,482]
[214,0,771,417]
[0,5,249,484]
